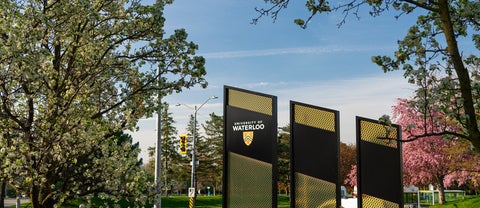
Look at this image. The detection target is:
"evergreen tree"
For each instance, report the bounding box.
[145,102,191,195]
[159,102,181,195]
[145,146,156,177]
[186,114,202,190]
[201,113,224,196]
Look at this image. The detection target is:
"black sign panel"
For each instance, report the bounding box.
[223,86,277,208]
[293,123,338,183]
[357,116,403,208]
[290,101,340,208]
[226,106,275,163]
[361,141,402,202]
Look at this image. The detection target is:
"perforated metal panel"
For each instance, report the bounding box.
[227,152,272,208]
[228,89,273,116]
[294,104,336,132]
[295,173,337,208]
[360,120,398,148]
[223,86,277,208]
[362,194,400,208]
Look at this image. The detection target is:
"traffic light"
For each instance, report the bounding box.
[179,134,187,154]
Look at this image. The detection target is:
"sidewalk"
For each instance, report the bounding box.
[342,198,357,208]
[4,198,29,207]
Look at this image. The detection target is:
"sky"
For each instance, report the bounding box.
[130,0,418,161]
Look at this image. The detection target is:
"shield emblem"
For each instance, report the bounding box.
[243,131,254,146]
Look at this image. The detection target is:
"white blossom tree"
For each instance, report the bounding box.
[0,0,206,207]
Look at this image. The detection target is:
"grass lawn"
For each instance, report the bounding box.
[152,195,290,208]
[428,195,480,208]
[7,195,290,208]
[162,196,222,208]
[13,195,480,208]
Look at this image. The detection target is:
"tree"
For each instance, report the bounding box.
[0,0,206,207]
[0,180,5,208]
[344,165,357,188]
[159,102,182,196]
[90,132,151,205]
[144,102,182,196]
[186,113,206,193]
[255,0,480,150]
[145,146,156,177]
[277,125,290,195]
[344,98,480,203]
[340,142,356,192]
[201,113,224,196]
[393,98,480,204]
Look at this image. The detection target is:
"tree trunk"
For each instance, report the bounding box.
[0,181,5,208]
[30,188,56,208]
[164,159,168,197]
[438,186,446,205]
[438,0,480,149]
[31,185,40,208]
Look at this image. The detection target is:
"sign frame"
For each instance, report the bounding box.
[222,86,278,208]
[356,116,403,208]
[290,101,341,208]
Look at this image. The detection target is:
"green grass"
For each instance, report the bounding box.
[161,195,291,208]
[428,195,480,208]
[277,195,290,207]
[7,195,290,208]
[161,196,222,208]
[15,195,480,208]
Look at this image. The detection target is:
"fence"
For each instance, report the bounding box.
[418,190,465,206]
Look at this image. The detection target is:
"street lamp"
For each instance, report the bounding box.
[177,96,218,208]
[154,70,162,208]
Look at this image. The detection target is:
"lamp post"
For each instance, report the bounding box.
[154,69,162,208]
[177,95,218,208]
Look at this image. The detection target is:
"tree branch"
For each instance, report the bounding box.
[402,0,438,12]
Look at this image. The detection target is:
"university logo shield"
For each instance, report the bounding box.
[243,131,254,146]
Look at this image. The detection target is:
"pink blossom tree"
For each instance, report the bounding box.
[344,165,357,191]
[393,98,480,204]
[344,98,480,204]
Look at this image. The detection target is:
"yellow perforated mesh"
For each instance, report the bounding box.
[228,89,273,116]
[295,173,337,208]
[227,152,272,208]
[294,104,335,132]
[362,194,399,208]
[360,120,398,149]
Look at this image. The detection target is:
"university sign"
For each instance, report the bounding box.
[232,120,266,146]
[232,120,265,131]
[223,86,277,208]
[222,86,403,208]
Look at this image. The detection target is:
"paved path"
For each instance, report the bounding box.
[4,198,29,207]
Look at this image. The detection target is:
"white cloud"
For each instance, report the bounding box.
[132,72,415,161]
[200,45,393,59]
[273,73,415,143]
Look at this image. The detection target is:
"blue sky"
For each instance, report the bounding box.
[131,0,417,160]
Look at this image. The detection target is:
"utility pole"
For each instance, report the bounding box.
[177,96,217,208]
[154,69,162,208]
